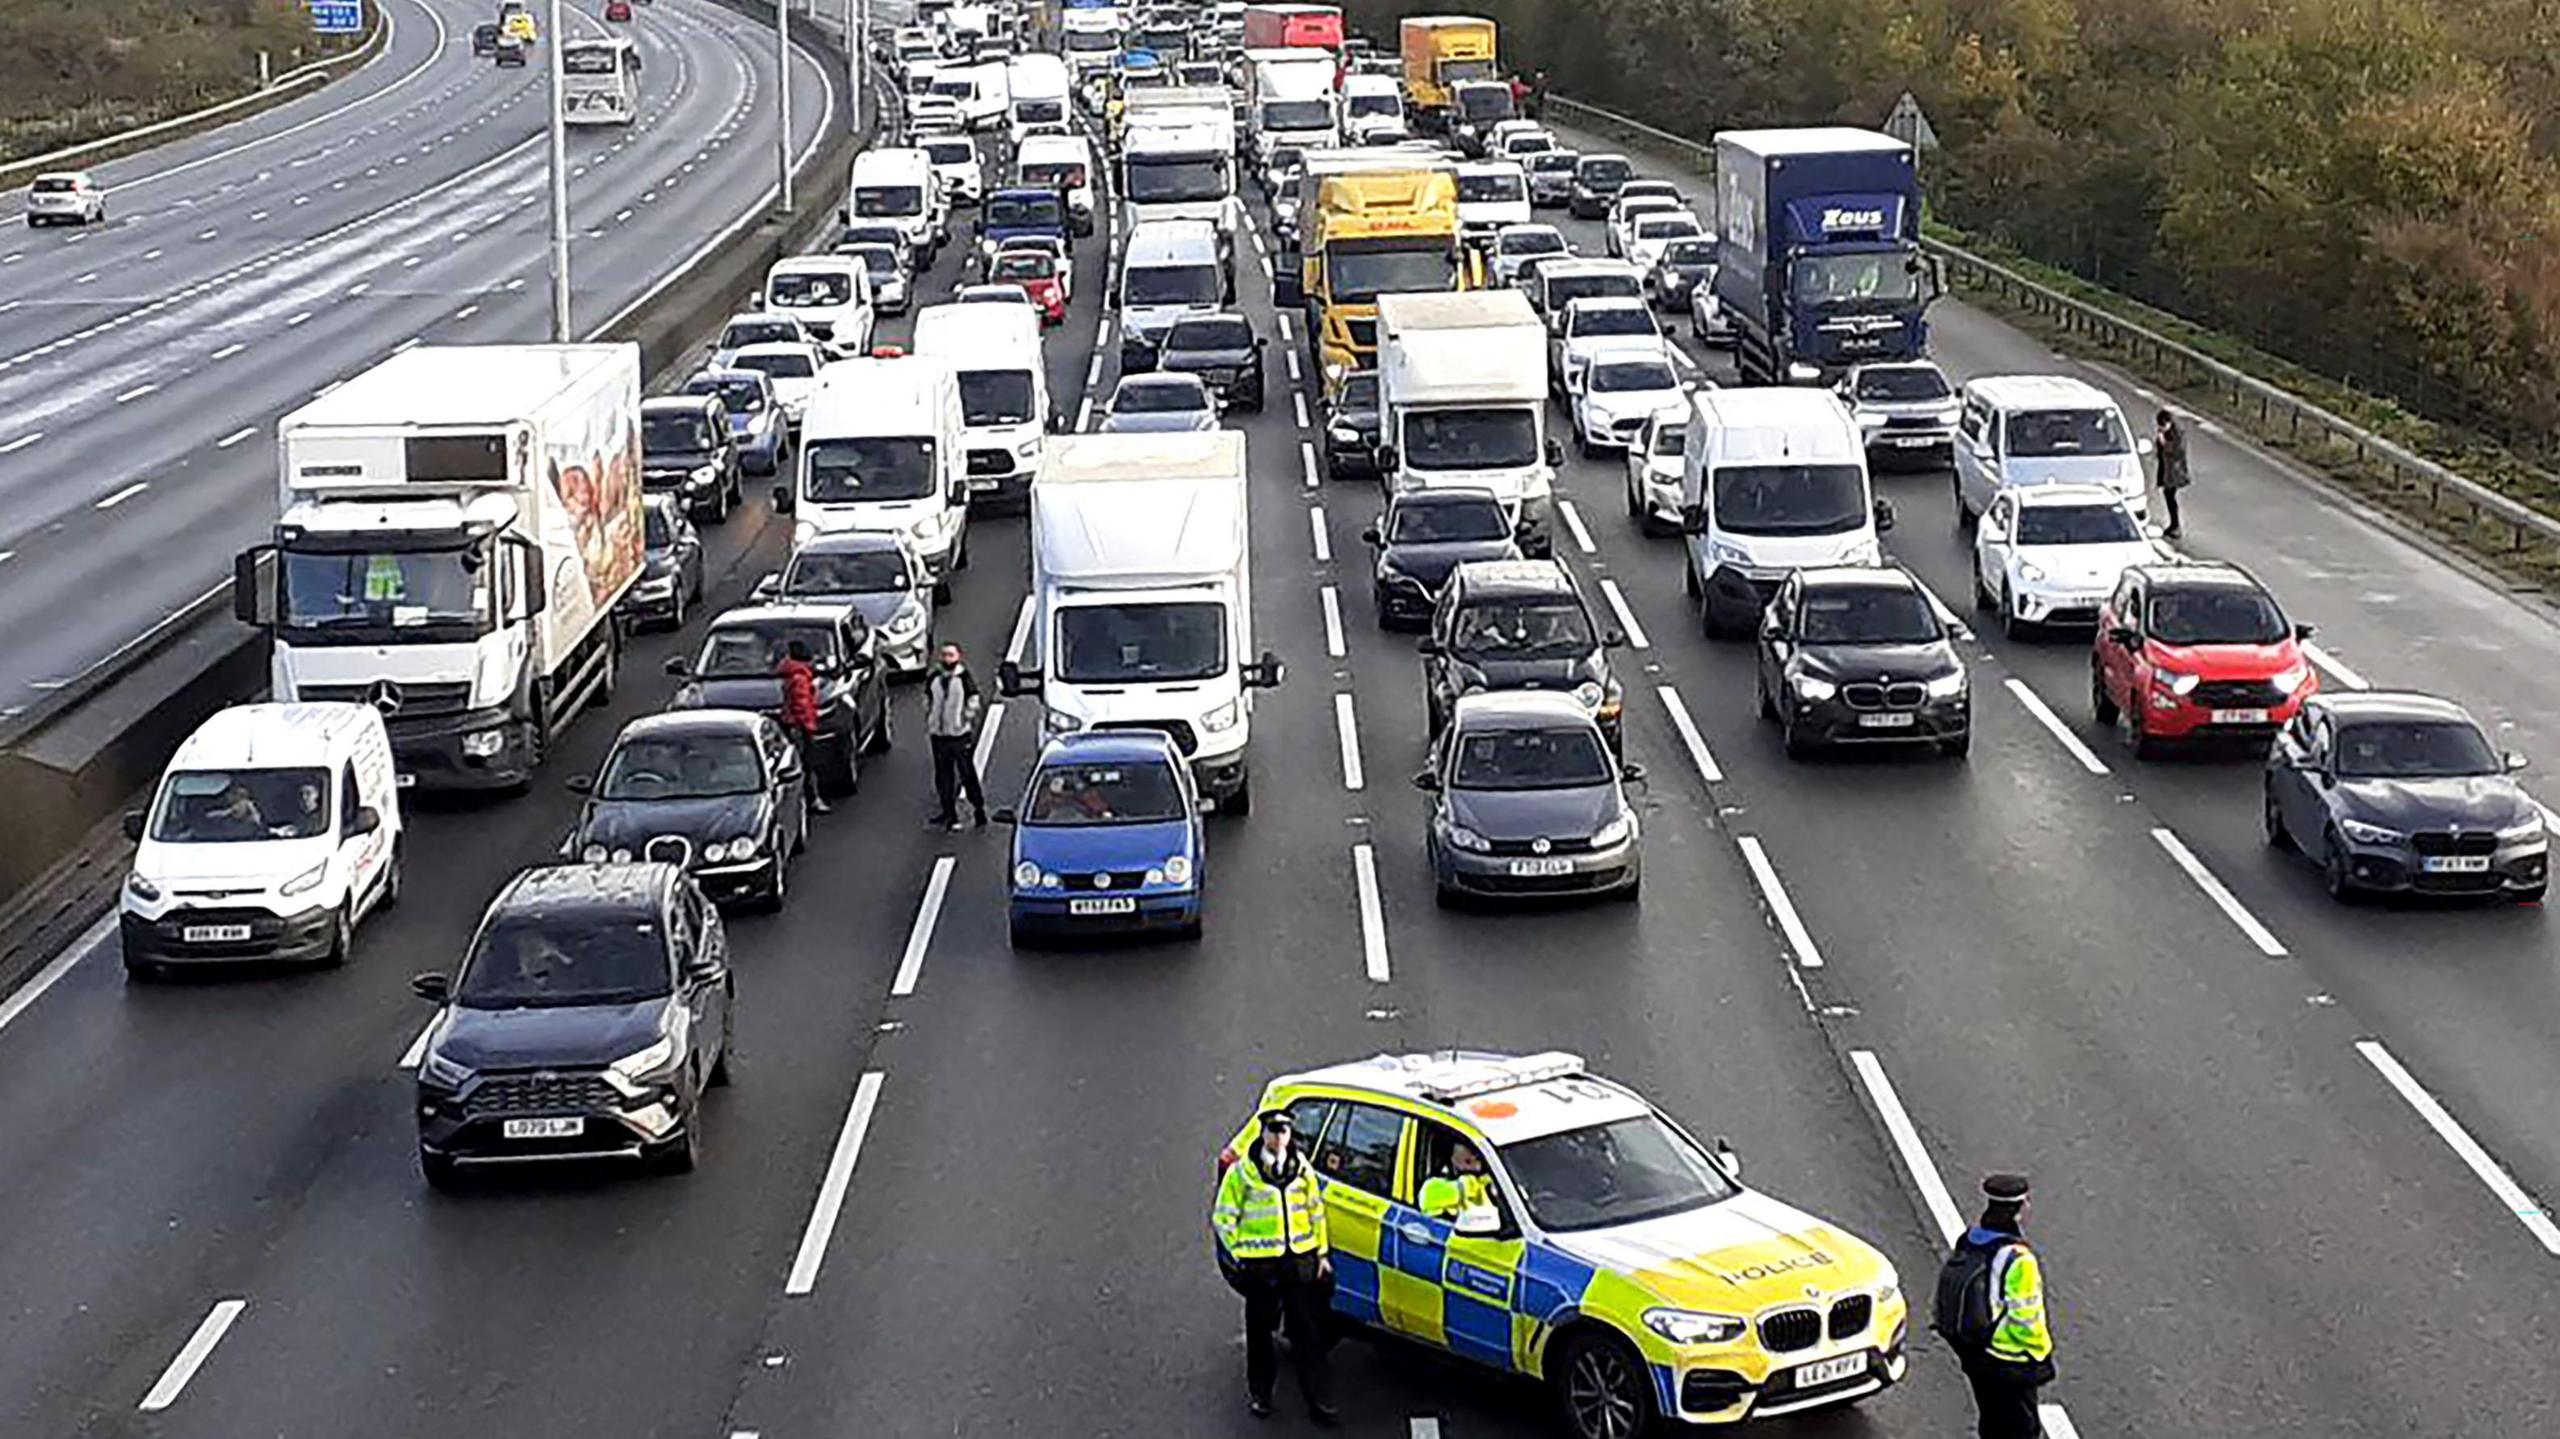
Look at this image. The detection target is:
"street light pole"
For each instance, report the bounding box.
[546,0,572,340]
[776,0,796,213]
[846,0,861,137]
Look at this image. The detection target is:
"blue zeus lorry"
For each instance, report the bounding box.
[1710,127,1942,385]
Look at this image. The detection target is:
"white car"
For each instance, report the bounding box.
[1484,119,1546,154]
[1550,297,1664,397]
[1497,129,1558,161]
[25,170,106,227]
[726,341,828,427]
[835,241,913,315]
[711,311,821,368]
[1605,195,1682,259]
[1952,374,2152,522]
[1837,360,1960,468]
[1623,210,1704,273]
[1622,404,1692,535]
[905,94,967,139]
[956,281,1038,310]
[1689,281,1737,347]
[1972,483,2166,637]
[1573,351,1684,456]
[1489,223,1570,287]
[919,134,982,206]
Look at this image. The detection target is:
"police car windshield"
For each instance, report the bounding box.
[152,768,331,843]
[1024,760,1186,825]
[1500,1113,1739,1231]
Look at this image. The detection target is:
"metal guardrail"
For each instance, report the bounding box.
[1542,93,2560,555]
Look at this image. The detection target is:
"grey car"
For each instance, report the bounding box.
[751,531,935,678]
[1417,692,1643,907]
[2264,691,2549,903]
[1101,372,1220,433]
[1526,149,1581,208]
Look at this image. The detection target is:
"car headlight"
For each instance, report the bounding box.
[608,1034,679,1080]
[689,463,718,489]
[1642,1308,1747,1345]
[2339,818,2405,845]
[1200,699,1241,733]
[1012,860,1044,888]
[1328,423,1358,443]
[1792,672,1837,702]
[1708,539,1751,566]
[1042,708,1083,735]
[2153,669,2200,696]
[1162,854,1194,885]
[279,860,329,897]
[1924,668,1968,699]
[727,834,760,861]
[1442,822,1493,853]
[610,848,633,863]
[1875,1270,1902,1308]
[2498,815,2547,843]
[1591,808,1635,848]
[2016,560,2047,584]
[793,521,818,547]
[1786,361,1823,383]
[580,843,609,863]
[126,871,161,902]
[703,841,730,862]
[418,1048,471,1090]
[635,575,675,597]
[2272,660,2311,693]
[1857,410,1886,431]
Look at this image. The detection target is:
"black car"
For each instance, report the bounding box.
[1417,691,1643,907]
[409,863,733,1188]
[1420,559,1626,748]
[1755,566,1971,759]
[1155,312,1266,412]
[1568,153,1632,220]
[624,495,705,630]
[667,604,892,796]
[1321,369,1384,481]
[640,394,744,523]
[1362,486,1518,629]
[2265,691,2548,903]
[1647,236,1717,312]
[472,22,503,55]
[569,711,809,910]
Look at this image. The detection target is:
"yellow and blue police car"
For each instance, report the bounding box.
[1216,1051,1908,1438]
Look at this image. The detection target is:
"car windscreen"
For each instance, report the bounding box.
[1451,598,1596,660]
[1545,274,1641,311]
[1403,407,1537,471]
[1260,98,1332,130]
[32,177,78,194]
[992,253,1056,281]
[768,271,854,308]
[922,140,975,165]
[1571,306,1655,337]
[599,732,765,800]
[644,504,676,548]
[2146,587,2288,645]
[2016,503,2141,545]
[1124,262,1221,306]
[1498,229,1563,255]
[2005,407,2130,457]
[1458,173,1524,204]
[690,378,766,415]
[1327,245,1460,303]
[1123,155,1229,202]
[1499,1114,1737,1232]
[1114,377,1208,413]
[1588,358,1676,394]
[1025,760,1188,824]
[1166,316,1251,351]
[1635,216,1700,241]
[956,369,1036,426]
[695,621,838,677]
[721,319,796,350]
[458,913,672,1008]
[845,246,900,278]
[1020,161,1087,188]
[1712,464,1869,537]
[1338,373,1379,411]
[1056,601,1227,682]
[562,45,620,74]
[1064,28,1115,49]
[152,767,331,842]
[733,351,815,380]
[805,436,937,502]
[1391,500,1508,544]
[1797,587,1940,644]
[854,184,925,216]
[1016,99,1066,122]
[987,193,1063,227]
[2333,720,2502,779]
[1531,152,1579,174]
[1346,92,1399,117]
[1652,422,1687,456]
[1662,239,1716,266]
[643,411,715,454]
[1854,366,1950,401]
[1577,157,1630,186]
[1451,723,1612,790]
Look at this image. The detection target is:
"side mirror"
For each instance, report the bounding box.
[1048,411,1069,433]
[664,656,693,677]
[1603,629,1628,649]
[2293,622,2317,640]
[1620,762,1647,785]
[123,810,147,841]
[1415,636,1442,656]
[1360,525,1383,546]
[2107,625,2138,649]
[2504,751,2529,773]
[997,659,1038,697]
[349,805,382,837]
[1243,650,1286,688]
[566,774,596,795]
[232,546,273,626]
[1253,335,1268,350]
[410,972,452,1004]
[1411,770,1442,792]
[1711,1137,1741,1180]
[685,955,728,984]
[772,483,794,512]
[1873,497,1896,533]
[991,806,1020,825]
[1678,504,1707,535]
[750,572,781,601]
[2136,437,2157,457]
[1374,445,1399,471]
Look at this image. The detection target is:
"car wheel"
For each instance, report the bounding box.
[2000,582,2029,641]
[933,577,953,606]
[122,955,168,982]
[1220,769,1253,817]
[1972,560,1994,611]
[864,689,895,755]
[319,904,353,969]
[1941,730,1972,760]
[2091,670,2119,726]
[757,849,789,913]
[378,842,404,912]
[1555,1330,1653,1439]
[2516,882,2548,905]
[1952,470,1974,528]
[652,1107,702,1173]
[2323,829,2360,903]
[1576,427,1594,460]
[2119,701,2156,761]
[2263,785,2294,851]
[666,582,686,633]
[1683,560,1700,600]
[1781,709,1817,759]
[1433,879,1461,911]
[420,1151,464,1191]
[1008,916,1037,949]
[1756,670,1776,722]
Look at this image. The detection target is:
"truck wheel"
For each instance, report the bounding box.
[1221,769,1252,817]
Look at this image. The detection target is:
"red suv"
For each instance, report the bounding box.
[2092,562,2317,756]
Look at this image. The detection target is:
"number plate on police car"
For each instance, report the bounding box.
[502,1117,584,1140]
[1793,1353,1866,1387]
[2212,708,2270,725]
[181,924,254,943]
[2422,855,2493,873]
[1857,711,1916,728]
[1069,896,1138,915]
[1508,857,1574,877]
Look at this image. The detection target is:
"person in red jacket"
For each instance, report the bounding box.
[776,639,832,814]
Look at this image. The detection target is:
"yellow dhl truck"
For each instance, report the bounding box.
[1400,15,1498,124]
[1277,150,1483,376]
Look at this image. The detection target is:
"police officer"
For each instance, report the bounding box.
[1419,1140,1493,1220]
[1934,1172,2055,1439]
[1211,1109,1339,1425]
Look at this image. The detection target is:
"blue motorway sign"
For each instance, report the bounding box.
[309,0,364,35]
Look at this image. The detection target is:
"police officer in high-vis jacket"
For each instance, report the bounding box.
[1935,1171,2056,1439]
[1211,1109,1340,1425]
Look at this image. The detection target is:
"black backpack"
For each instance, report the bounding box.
[1931,1238,2004,1351]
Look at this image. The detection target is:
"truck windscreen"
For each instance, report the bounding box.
[957,371,1038,426]
[1403,409,1539,471]
[1124,156,1229,202]
[281,549,487,633]
[1790,253,1921,304]
[1056,602,1228,683]
[1260,99,1332,130]
[1438,57,1497,84]
[1125,263,1221,306]
[854,185,924,218]
[1712,465,1869,536]
[805,437,938,502]
[1328,244,1458,303]
[1016,100,1066,123]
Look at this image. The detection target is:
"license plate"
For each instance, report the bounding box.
[2212,708,2270,725]
[502,1117,585,1140]
[969,477,1000,492]
[1508,857,1574,877]
[1068,896,1137,915]
[1891,435,1938,448]
[181,924,254,943]
[2423,855,2493,873]
[1857,711,1916,728]
[1794,1353,1866,1387]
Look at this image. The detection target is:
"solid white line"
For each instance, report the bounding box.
[972,701,1006,776]
[1597,578,1650,650]
[1848,1049,1966,1246]
[1335,693,1365,791]
[214,427,256,450]
[1352,843,1390,983]
[138,1299,247,1412]
[2041,1404,2086,1439]
[114,383,157,404]
[1309,505,1332,564]
[0,911,110,1038]
[1736,835,1825,969]
[1291,391,1310,429]
[784,1070,886,1296]
[209,343,245,360]
[0,432,41,455]
[890,856,957,999]
[1258,256,1273,283]
[1657,685,1722,783]
[397,1016,436,1070]
[95,482,149,509]
[1556,498,1596,554]
[1248,227,1268,257]
[1085,354,1102,388]
[1320,586,1346,659]
[2150,828,2287,956]
[2303,641,2368,691]
[1284,348,1301,383]
[1006,594,1035,666]
[2004,678,2109,776]
[2357,1040,2560,1254]
[1300,440,1320,491]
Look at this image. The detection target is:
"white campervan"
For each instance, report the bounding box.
[848,147,944,265]
[119,702,403,977]
[912,300,1053,511]
[791,357,972,596]
[1680,387,1890,636]
[761,254,875,350]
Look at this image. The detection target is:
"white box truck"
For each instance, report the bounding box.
[235,344,644,791]
[1244,47,1339,158]
[998,432,1285,815]
[1377,290,1560,556]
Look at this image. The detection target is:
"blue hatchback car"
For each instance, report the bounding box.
[684,367,790,476]
[1000,731,1203,946]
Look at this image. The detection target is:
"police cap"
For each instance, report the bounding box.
[1981,1172,2031,1202]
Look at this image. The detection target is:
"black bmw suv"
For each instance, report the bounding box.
[410,863,733,1188]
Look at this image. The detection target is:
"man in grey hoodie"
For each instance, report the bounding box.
[924,641,989,832]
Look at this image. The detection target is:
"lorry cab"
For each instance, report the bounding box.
[1377,290,1561,558]
[848,147,945,265]
[1015,133,1098,234]
[912,301,1053,512]
[1119,109,1241,262]
[790,356,972,596]
[977,185,1073,264]
[761,254,875,351]
[1340,71,1406,143]
[1950,374,2152,524]
[1679,387,1890,637]
[1711,127,1941,384]
[119,702,404,977]
[1115,218,1229,371]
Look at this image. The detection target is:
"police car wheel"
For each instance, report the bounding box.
[1555,1330,1653,1439]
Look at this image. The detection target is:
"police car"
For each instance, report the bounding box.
[1217,1052,1907,1436]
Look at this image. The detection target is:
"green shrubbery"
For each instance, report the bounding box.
[1,0,357,162]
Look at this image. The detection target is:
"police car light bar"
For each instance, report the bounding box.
[1417,1051,1586,1103]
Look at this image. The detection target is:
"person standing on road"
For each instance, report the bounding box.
[1211,1110,1339,1426]
[1934,1172,2056,1439]
[2154,410,2191,540]
[776,639,832,815]
[924,641,989,832]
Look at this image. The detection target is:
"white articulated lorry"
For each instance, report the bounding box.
[998,432,1285,815]
[235,344,645,791]
[1376,289,1561,556]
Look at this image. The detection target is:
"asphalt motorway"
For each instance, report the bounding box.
[0,0,834,712]
[1,106,2558,1439]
